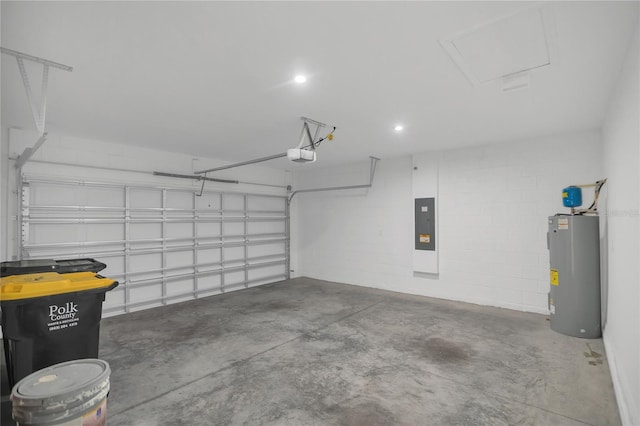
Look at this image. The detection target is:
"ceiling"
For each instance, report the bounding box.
[1,1,638,171]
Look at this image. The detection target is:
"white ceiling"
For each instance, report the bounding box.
[1,1,638,171]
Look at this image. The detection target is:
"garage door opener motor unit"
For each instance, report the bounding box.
[287,118,334,163]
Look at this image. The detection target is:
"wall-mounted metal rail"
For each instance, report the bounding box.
[8,157,289,189]
[152,171,239,185]
[195,152,288,174]
[21,176,287,197]
[288,156,380,202]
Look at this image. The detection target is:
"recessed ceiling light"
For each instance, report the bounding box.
[394,125,404,132]
[294,75,307,84]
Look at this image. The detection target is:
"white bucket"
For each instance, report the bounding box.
[11,359,110,425]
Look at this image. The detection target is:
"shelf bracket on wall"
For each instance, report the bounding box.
[1,47,73,168]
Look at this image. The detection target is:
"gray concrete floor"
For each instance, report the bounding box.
[2,277,620,425]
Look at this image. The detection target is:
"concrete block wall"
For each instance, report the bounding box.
[291,158,412,290]
[292,130,602,314]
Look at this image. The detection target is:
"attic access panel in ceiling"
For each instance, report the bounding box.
[440,5,557,86]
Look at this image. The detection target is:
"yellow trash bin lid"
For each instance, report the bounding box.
[0,272,118,301]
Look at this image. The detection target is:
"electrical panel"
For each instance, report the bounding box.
[415,198,435,251]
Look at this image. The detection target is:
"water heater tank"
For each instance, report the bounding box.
[562,186,582,208]
[547,214,601,338]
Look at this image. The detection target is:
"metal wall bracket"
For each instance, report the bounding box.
[1,47,73,167]
[296,116,326,151]
[15,133,48,169]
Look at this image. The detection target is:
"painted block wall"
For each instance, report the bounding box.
[292,131,602,314]
[601,23,639,426]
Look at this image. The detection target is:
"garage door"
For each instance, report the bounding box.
[19,176,290,315]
